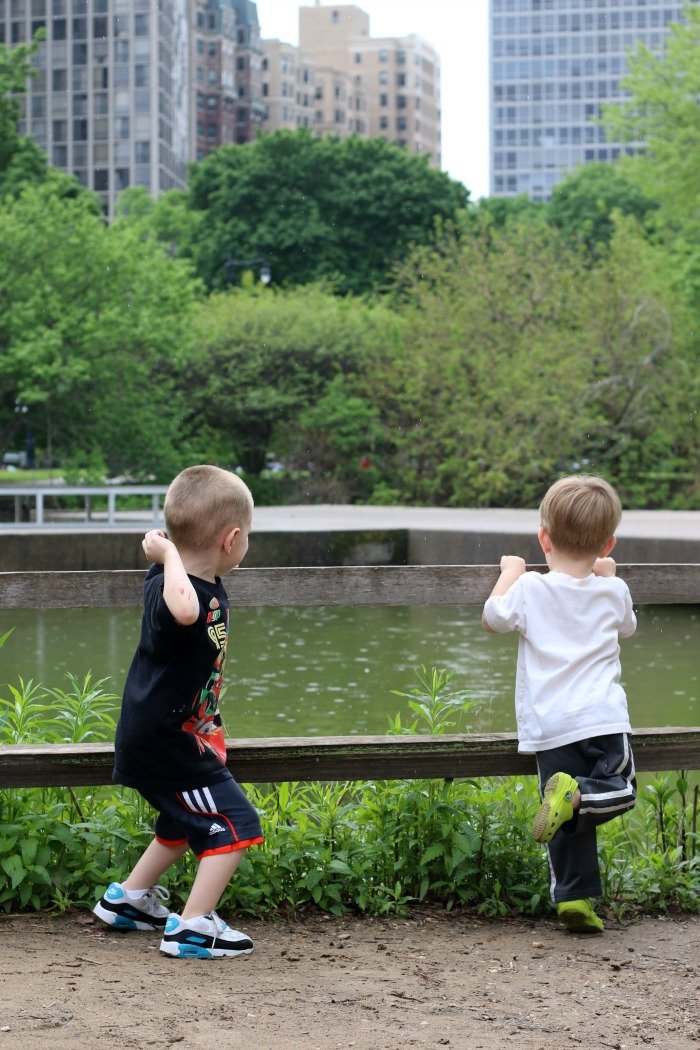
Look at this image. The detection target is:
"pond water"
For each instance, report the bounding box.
[1,605,697,737]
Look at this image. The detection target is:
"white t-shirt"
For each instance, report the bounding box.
[483,571,637,753]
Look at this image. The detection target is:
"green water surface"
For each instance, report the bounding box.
[1,605,697,737]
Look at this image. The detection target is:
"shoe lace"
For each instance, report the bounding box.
[206,910,229,935]
[146,885,169,902]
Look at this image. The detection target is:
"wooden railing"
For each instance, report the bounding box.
[1,563,698,787]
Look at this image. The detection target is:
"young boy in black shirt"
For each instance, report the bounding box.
[93,465,263,958]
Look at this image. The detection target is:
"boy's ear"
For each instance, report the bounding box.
[600,536,616,557]
[538,526,552,555]
[223,526,240,555]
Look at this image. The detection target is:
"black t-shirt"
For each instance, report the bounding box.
[113,564,232,790]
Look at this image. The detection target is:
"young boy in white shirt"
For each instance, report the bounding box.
[482,475,637,933]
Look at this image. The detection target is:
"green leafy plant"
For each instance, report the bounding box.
[0,665,697,919]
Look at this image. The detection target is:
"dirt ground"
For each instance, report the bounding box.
[0,909,697,1050]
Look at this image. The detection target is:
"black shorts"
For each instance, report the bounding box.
[138,772,263,859]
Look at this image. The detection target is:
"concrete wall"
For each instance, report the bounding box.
[0,525,696,573]
[0,530,408,572]
[408,530,700,566]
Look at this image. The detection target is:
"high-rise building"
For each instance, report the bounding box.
[3,0,263,217]
[191,0,237,161]
[5,0,191,218]
[261,3,441,166]
[4,0,439,217]
[261,38,317,132]
[230,0,264,144]
[490,0,688,200]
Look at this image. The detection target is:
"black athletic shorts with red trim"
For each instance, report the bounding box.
[137,771,263,859]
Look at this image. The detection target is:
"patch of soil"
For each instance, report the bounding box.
[0,910,697,1049]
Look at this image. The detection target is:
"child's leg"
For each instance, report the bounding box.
[536,741,602,903]
[124,838,189,890]
[575,733,636,832]
[182,847,247,919]
[537,734,636,904]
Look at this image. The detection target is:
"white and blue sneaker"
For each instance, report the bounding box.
[160,912,253,959]
[93,882,171,931]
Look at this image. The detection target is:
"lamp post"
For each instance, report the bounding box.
[14,401,35,469]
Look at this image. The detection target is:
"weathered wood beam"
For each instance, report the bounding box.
[1,728,698,789]
[0,563,697,609]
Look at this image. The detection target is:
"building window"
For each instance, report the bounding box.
[134,64,149,87]
[135,141,150,163]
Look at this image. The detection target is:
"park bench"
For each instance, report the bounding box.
[0,563,698,788]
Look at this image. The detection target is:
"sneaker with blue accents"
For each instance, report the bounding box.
[93,882,170,931]
[160,912,254,959]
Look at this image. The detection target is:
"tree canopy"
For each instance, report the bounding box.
[0,184,198,479]
[548,163,657,253]
[603,5,700,229]
[182,130,469,294]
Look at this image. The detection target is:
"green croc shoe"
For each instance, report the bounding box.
[557,899,605,934]
[532,772,578,843]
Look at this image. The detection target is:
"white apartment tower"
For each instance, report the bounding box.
[490,0,689,200]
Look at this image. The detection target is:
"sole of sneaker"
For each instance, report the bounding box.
[160,940,253,959]
[92,900,161,932]
[532,773,576,844]
[557,903,604,934]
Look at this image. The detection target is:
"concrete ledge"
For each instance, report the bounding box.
[0,506,697,571]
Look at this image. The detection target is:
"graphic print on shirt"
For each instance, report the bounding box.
[181,597,228,763]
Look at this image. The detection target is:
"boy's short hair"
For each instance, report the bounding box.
[164,465,253,550]
[539,475,621,555]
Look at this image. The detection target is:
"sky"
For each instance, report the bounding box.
[255,0,491,199]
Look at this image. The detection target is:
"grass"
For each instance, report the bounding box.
[0,468,64,485]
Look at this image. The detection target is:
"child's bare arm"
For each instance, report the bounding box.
[142,529,200,625]
[481,556,527,632]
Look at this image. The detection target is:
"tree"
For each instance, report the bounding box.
[181,282,400,476]
[548,163,657,253]
[603,5,700,228]
[0,38,48,195]
[184,130,469,294]
[470,194,546,232]
[346,218,697,509]
[0,37,90,201]
[0,183,199,478]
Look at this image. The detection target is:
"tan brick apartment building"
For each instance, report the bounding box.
[262,3,442,166]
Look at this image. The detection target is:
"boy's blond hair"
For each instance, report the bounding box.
[539,475,621,555]
[164,465,253,550]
